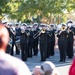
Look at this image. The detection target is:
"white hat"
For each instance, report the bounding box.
[22,23,27,26]
[67,23,72,27]
[2,20,8,24]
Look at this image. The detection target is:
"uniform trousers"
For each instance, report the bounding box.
[40,43,47,61]
[28,42,33,57]
[67,41,73,58]
[58,42,67,61]
[50,41,55,56]
[20,43,27,61]
[47,42,51,58]
[10,40,15,56]
[33,40,38,55]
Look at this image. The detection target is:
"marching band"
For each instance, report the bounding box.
[3,21,75,62]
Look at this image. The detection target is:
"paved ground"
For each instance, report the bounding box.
[15,50,73,75]
[14,37,75,75]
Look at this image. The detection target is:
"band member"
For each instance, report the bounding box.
[34,24,47,61]
[27,26,34,58]
[66,25,74,58]
[2,22,13,54]
[15,24,21,55]
[50,24,56,56]
[20,24,28,61]
[9,24,15,56]
[33,24,39,56]
[40,25,47,61]
[57,24,68,62]
[46,26,52,58]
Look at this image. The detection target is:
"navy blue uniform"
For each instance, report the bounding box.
[46,30,52,58]
[67,28,74,58]
[20,31,28,61]
[27,31,34,57]
[33,29,39,56]
[57,30,68,62]
[15,28,21,54]
[6,27,14,54]
[39,31,47,61]
[50,29,56,56]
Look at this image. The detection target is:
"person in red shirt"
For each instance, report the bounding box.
[69,58,75,75]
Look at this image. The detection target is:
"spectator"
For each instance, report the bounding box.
[69,58,75,75]
[0,23,31,75]
[32,61,60,75]
[32,66,41,75]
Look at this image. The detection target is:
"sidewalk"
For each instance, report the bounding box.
[15,50,73,75]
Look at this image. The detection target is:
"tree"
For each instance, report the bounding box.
[0,0,75,23]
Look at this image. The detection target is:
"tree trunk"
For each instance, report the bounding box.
[58,15,60,24]
[0,19,2,23]
[49,14,52,24]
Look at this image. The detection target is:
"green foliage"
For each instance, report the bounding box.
[24,19,32,23]
[0,0,75,22]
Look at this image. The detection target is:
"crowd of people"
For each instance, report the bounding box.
[3,21,75,62]
[0,22,75,75]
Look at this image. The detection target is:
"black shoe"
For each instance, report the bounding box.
[30,55,32,58]
[59,60,63,62]
[34,54,37,56]
[22,59,27,61]
[28,55,30,57]
[16,52,20,55]
[68,57,73,59]
[63,60,65,62]
[46,56,50,58]
[40,59,46,61]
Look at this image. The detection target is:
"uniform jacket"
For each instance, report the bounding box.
[57,30,68,44]
[51,29,56,42]
[47,30,52,43]
[39,31,47,44]
[20,30,29,44]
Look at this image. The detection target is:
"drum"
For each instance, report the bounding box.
[15,39,20,50]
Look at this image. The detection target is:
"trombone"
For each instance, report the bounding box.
[33,29,46,39]
[33,30,41,39]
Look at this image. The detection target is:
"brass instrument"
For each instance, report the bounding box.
[41,29,46,33]
[26,32,30,36]
[33,30,41,39]
[60,27,67,31]
[10,28,16,35]
[66,26,74,34]
[8,38,12,47]
[33,29,46,39]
